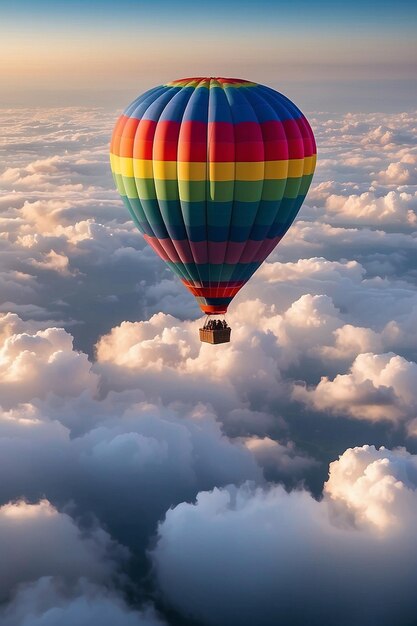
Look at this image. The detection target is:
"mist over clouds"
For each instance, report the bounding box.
[0,106,416,624]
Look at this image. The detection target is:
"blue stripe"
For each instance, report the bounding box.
[159,87,195,123]
[130,87,180,121]
[223,86,260,124]
[241,87,283,123]
[208,87,233,124]
[182,86,210,123]
[256,85,303,122]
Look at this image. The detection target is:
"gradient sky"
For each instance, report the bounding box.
[1,0,416,110]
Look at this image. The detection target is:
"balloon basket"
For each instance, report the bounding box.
[199,327,231,344]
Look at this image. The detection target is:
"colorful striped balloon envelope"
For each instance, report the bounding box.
[110,77,316,317]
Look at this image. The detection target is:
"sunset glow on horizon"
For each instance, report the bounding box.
[1,0,416,109]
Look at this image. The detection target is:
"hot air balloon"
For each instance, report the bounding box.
[110,77,316,344]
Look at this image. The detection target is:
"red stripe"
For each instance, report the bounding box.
[132,120,157,160]
[110,115,129,155]
[186,285,243,298]
[295,116,316,155]
[119,118,140,157]
[144,236,284,266]
[112,118,314,162]
[153,120,181,160]
[178,120,208,162]
[216,78,255,85]
[208,122,235,162]
[110,119,156,160]
[144,235,196,265]
[189,240,208,264]
[168,77,255,87]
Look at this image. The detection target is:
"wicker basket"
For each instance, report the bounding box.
[199,328,231,344]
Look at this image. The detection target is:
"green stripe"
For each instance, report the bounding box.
[207,181,235,203]
[261,179,287,201]
[299,173,314,196]
[233,180,264,203]
[281,177,302,199]
[180,180,207,202]
[119,175,310,203]
[155,179,180,201]
[122,175,139,199]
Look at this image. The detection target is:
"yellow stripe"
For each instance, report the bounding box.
[235,162,264,180]
[110,154,316,181]
[151,161,177,179]
[134,159,154,178]
[109,153,120,175]
[304,154,317,176]
[209,162,234,181]
[287,159,304,178]
[264,161,288,179]
[178,161,206,180]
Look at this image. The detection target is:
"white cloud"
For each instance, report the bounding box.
[153,445,417,626]
[0,499,126,601]
[0,314,98,409]
[29,250,76,276]
[376,155,417,186]
[293,352,417,422]
[323,190,417,227]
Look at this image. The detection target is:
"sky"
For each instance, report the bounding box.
[1,1,417,625]
[1,0,416,109]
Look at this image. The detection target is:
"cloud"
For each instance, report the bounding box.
[376,155,417,186]
[0,313,98,409]
[0,499,126,601]
[2,578,167,626]
[293,352,417,423]
[94,280,417,434]
[322,190,417,227]
[242,436,317,482]
[0,398,262,554]
[152,445,417,626]
[28,250,76,276]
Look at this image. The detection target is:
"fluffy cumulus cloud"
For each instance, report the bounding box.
[0,107,417,624]
[0,313,98,409]
[294,351,417,422]
[153,445,417,626]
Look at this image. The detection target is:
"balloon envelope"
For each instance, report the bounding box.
[110,77,316,314]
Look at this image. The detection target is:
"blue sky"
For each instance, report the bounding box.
[2,0,417,31]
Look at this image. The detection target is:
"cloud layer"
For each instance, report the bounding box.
[0,106,416,624]
[153,445,417,626]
